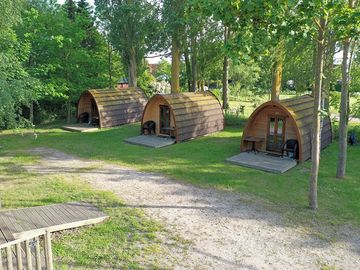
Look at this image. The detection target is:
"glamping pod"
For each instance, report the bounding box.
[141,91,224,142]
[77,87,147,128]
[241,95,332,162]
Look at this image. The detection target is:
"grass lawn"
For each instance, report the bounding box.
[1,122,360,232]
[0,151,172,269]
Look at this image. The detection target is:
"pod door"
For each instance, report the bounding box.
[266,116,286,153]
[159,105,171,135]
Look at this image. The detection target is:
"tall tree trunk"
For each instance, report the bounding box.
[309,17,327,210]
[200,80,204,91]
[128,46,137,87]
[322,33,336,111]
[312,40,318,95]
[336,38,351,179]
[190,33,197,92]
[271,38,285,101]
[336,0,356,179]
[108,40,112,88]
[67,99,71,124]
[222,26,230,110]
[171,38,180,93]
[184,45,192,92]
[29,102,34,124]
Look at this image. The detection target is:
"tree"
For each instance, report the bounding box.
[271,38,285,101]
[162,0,184,93]
[222,26,230,109]
[95,0,162,87]
[18,1,114,123]
[336,0,360,179]
[309,16,327,210]
[0,0,38,129]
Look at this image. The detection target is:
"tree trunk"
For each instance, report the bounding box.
[271,38,284,101]
[29,102,34,124]
[311,40,317,95]
[336,0,356,179]
[190,33,197,92]
[322,33,336,111]
[67,99,71,124]
[108,40,112,88]
[128,46,137,87]
[309,17,327,210]
[200,80,204,91]
[184,45,192,91]
[336,38,351,179]
[222,26,230,110]
[171,37,180,93]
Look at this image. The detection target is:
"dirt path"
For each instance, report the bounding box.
[26,148,360,270]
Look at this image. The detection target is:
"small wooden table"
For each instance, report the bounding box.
[244,136,264,154]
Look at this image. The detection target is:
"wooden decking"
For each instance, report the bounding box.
[124,135,176,148]
[0,202,108,247]
[62,124,99,132]
[226,152,297,174]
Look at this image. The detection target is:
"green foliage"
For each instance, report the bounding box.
[0,0,38,129]
[137,67,157,97]
[15,1,120,123]
[95,0,164,77]
[282,39,315,92]
[224,111,247,127]
[154,59,171,81]
[229,60,263,97]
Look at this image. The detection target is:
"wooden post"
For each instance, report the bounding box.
[35,237,42,270]
[25,240,32,270]
[45,231,53,270]
[15,244,22,270]
[6,246,13,270]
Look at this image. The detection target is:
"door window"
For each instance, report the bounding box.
[266,116,285,152]
[160,105,171,135]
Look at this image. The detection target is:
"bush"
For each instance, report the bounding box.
[224,111,247,127]
[210,89,222,101]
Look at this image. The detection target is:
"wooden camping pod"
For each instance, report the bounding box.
[240,95,332,162]
[141,91,224,142]
[77,87,147,128]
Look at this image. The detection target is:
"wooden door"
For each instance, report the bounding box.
[266,116,286,153]
[159,105,171,135]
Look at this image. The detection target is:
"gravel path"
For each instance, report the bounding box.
[26,148,360,270]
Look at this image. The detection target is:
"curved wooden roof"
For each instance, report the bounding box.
[142,91,224,142]
[241,95,332,161]
[77,87,147,128]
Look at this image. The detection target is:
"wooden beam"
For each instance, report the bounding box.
[15,243,22,270]
[25,240,32,270]
[45,231,53,270]
[35,237,42,270]
[6,246,13,270]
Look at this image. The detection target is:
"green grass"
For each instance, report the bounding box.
[1,123,360,231]
[0,152,169,269]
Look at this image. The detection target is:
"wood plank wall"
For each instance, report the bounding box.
[241,95,332,162]
[142,92,224,142]
[77,88,147,128]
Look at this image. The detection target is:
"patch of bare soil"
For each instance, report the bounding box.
[26,148,360,270]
